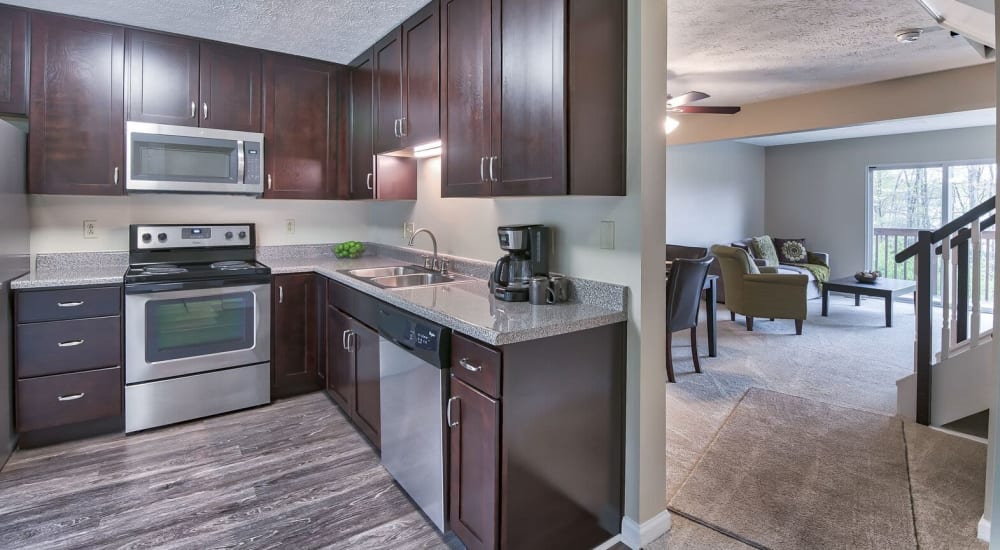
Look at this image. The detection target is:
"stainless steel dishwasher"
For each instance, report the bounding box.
[377,304,451,532]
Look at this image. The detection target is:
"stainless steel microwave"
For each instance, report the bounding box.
[126,122,264,195]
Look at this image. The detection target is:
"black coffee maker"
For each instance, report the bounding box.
[490,225,551,302]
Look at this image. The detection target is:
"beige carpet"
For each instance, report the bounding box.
[669,388,916,549]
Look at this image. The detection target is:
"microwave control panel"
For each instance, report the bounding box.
[244,141,261,188]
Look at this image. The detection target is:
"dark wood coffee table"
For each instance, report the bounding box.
[821,277,916,327]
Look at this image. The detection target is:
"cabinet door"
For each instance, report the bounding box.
[491,0,566,196]
[351,319,381,448]
[326,306,355,412]
[0,6,28,115]
[29,14,125,195]
[400,1,440,149]
[449,376,500,550]
[373,30,403,154]
[262,53,339,199]
[127,30,200,126]
[272,274,319,397]
[349,49,375,200]
[200,42,262,132]
[315,276,327,388]
[440,0,492,197]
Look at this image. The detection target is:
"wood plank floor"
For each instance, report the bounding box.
[0,392,464,549]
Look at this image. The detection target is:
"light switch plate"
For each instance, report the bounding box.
[600,221,615,250]
[285,219,296,235]
[83,220,98,239]
[403,222,415,240]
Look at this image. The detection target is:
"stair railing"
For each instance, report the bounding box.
[896,196,996,425]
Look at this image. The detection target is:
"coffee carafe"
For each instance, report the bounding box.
[490,225,551,302]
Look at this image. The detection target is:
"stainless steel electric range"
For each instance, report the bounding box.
[123,224,271,433]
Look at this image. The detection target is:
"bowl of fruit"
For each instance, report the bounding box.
[854,270,881,284]
[334,241,365,259]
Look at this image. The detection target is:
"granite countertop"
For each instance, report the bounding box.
[11,245,628,346]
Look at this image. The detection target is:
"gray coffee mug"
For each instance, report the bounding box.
[529,276,555,305]
[549,274,570,302]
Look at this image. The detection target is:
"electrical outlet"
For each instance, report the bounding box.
[285,219,296,235]
[600,221,615,250]
[403,222,415,241]
[83,220,98,239]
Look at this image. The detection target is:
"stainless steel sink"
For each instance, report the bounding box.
[340,264,474,289]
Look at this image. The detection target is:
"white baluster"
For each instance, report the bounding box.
[971,220,982,345]
[940,234,951,360]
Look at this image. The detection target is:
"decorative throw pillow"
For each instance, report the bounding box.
[774,238,809,264]
[750,236,779,267]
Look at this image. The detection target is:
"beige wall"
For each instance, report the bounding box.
[669,63,996,145]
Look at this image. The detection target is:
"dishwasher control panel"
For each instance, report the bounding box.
[377,305,451,368]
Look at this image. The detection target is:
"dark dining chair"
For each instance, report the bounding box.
[665,256,713,383]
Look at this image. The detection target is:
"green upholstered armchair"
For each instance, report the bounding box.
[710,245,809,335]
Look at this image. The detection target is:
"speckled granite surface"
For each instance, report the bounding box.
[11,245,628,345]
[12,252,128,290]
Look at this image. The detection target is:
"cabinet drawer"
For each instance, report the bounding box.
[17,367,122,432]
[17,286,122,323]
[451,333,501,398]
[17,317,122,378]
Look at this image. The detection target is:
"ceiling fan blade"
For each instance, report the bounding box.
[666,91,710,108]
[672,105,742,115]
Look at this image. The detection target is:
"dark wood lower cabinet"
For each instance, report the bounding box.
[449,376,500,550]
[16,367,122,432]
[271,274,321,398]
[325,306,355,411]
[351,320,381,447]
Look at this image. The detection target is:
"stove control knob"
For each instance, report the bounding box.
[141,233,152,243]
[225,231,234,240]
[238,231,247,240]
[157,233,167,243]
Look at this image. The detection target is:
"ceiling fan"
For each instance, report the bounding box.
[666,91,741,115]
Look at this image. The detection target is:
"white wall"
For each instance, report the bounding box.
[28,194,368,255]
[764,126,997,279]
[666,141,765,248]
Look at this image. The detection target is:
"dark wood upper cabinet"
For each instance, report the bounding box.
[442,0,625,197]
[29,13,125,195]
[262,53,342,199]
[199,42,261,132]
[400,0,440,149]
[127,30,200,126]
[0,6,28,116]
[272,273,320,398]
[449,375,500,550]
[440,0,493,198]
[373,31,403,154]
[349,49,375,200]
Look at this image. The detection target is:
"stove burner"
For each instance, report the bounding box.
[211,260,254,271]
[143,264,188,274]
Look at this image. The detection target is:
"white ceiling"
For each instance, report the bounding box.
[736,108,996,146]
[668,0,994,107]
[4,0,430,64]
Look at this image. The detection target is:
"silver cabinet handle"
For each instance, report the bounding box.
[278,285,284,304]
[57,301,84,308]
[399,117,406,137]
[191,101,196,118]
[480,157,486,182]
[57,393,85,402]
[267,173,273,190]
[489,156,498,182]
[447,396,459,427]
[344,331,356,352]
[366,173,374,191]
[203,102,209,119]
[58,339,85,348]
[342,330,350,351]
[459,358,482,373]
[113,166,119,185]
[394,119,401,138]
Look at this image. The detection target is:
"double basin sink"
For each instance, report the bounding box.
[341,264,474,289]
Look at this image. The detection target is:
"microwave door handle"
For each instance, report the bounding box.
[237,140,246,185]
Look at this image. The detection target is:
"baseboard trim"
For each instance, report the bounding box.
[978,515,990,542]
[592,535,623,550]
[621,509,672,549]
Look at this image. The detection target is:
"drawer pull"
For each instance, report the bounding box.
[57,339,86,348]
[57,301,85,308]
[459,358,482,373]
[57,393,85,402]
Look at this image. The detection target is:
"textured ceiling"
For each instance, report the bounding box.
[3,0,431,64]
[668,0,994,107]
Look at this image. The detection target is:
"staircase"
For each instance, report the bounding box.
[895,196,996,426]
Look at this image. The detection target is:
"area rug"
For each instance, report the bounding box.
[668,388,916,549]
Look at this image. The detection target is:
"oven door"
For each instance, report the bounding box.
[125,283,270,384]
